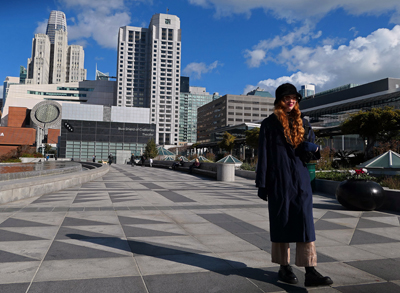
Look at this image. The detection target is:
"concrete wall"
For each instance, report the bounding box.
[0,164,109,204]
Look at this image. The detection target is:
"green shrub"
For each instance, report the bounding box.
[2,158,22,163]
[378,176,400,190]
[20,153,35,157]
[240,162,256,171]
[316,171,348,181]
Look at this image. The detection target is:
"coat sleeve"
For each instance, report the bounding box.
[256,121,267,188]
[304,119,321,160]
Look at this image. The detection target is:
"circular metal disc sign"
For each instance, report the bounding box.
[35,104,60,123]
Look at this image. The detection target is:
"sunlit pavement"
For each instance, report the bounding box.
[1,165,399,292]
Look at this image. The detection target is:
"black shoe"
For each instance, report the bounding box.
[305,268,333,287]
[278,265,298,284]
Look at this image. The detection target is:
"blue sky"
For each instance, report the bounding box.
[2,0,400,99]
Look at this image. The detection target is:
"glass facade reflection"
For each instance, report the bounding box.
[179,91,219,143]
[59,119,155,160]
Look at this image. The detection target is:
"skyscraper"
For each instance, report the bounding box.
[45,10,67,44]
[67,45,86,82]
[25,10,86,85]
[299,84,315,99]
[117,13,181,145]
[26,34,51,84]
[179,86,219,143]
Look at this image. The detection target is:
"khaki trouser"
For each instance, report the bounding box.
[271,242,317,267]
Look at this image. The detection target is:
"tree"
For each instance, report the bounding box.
[341,107,400,159]
[245,127,260,151]
[44,144,53,154]
[144,139,158,158]
[218,131,236,155]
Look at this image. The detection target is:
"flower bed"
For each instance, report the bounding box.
[316,169,400,190]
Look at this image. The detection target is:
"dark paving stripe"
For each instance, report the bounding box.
[356,218,398,229]
[0,283,30,293]
[141,183,165,189]
[128,240,206,256]
[198,213,270,250]
[0,230,47,241]
[335,281,400,292]
[0,249,38,262]
[118,216,168,225]
[12,204,267,213]
[350,229,400,245]
[321,211,357,219]
[155,191,195,203]
[314,219,351,230]
[122,226,185,237]
[44,240,128,260]
[345,257,400,281]
[0,218,54,228]
[56,227,119,240]
[62,217,115,226]
[28,276,146,293]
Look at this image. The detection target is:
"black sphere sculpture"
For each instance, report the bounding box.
[336,179,386,211]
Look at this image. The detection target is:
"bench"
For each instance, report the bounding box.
[192,162,217,179]
[148,160,234,181]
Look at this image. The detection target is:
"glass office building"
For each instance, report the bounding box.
[179,87,219,143]
[59,120,155,160]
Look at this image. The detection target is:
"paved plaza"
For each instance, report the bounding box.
[1,165,400,292]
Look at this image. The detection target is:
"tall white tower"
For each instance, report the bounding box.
[26,34,51,84]
[50,29,68,84]
[67,45,87,82]
[117,13,181,145]
[46,11,67,44]
[25,10,86,84]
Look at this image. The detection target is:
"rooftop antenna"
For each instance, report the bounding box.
[166,7,169,14]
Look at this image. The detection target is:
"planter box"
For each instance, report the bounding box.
[315,178,400,212]
[235,169,256,180]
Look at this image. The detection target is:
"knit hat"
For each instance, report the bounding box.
[274,83,302,105]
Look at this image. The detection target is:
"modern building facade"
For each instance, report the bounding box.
[246,87,273,97]
[299,84,315,99]
[117,13,181,145]
[179,86,219,143]
[1,80,116,126]
[2,76,20,113]
[19,66,27,84]
[59,103,154,160]
[25,10,87,85]
[300,77,400,151]
[197,94,275,143]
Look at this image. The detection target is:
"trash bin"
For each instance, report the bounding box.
[306,163,316,192]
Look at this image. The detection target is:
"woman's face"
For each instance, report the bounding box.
[283,95,297,112]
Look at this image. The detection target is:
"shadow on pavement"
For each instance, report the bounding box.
[66,234,307,292]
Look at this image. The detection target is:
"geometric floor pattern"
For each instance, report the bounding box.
[1,164,400,292]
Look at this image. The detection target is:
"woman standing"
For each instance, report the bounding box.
[256,83,333,287]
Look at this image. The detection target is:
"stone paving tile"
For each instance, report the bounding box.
[335,282,400,293]
[0,164,399,292]
[29,276,146,293]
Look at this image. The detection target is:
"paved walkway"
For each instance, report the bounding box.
[0,165,400,292]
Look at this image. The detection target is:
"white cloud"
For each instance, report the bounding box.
[244,23,321,67]
[34,20,47,34]
[67,9,130,48]
[187,0,400,23]
[243,72,329,95]
[34,0,133,49]
[183,61,221,79]
[349,27,359,37]
[245,25,400,93]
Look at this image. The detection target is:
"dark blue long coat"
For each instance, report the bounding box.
[256,113,319,243]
